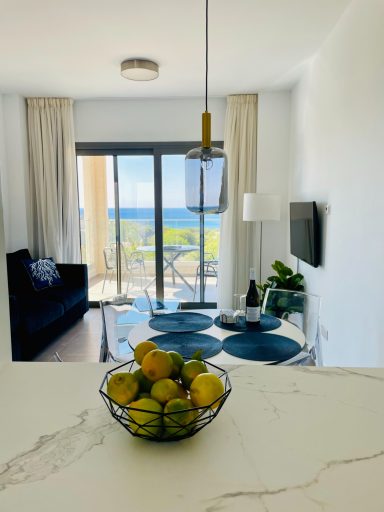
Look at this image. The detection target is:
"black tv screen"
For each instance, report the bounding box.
[290,202,320,267]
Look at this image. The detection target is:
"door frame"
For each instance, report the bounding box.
[76,141,223,307]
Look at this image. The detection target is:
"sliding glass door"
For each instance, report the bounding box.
[117,155,155,297]
[76,143,221,305]
[77,155,116,298]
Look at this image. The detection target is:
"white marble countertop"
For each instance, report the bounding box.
[0,363,384,511]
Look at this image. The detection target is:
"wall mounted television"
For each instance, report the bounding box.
[289,201,320,268]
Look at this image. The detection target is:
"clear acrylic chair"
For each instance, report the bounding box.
[53,351,63,362]
[262,288,322,366]
[99,295,141,363]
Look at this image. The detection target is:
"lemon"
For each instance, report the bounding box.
[134,340,158,365]
[190,373,225,409]
[150,378,179,405]
[128,398,163,437]
[163,398,198,437]
[133,368,153,393]
[168,351,184,379]
[141,349,174,382]
[107,372,139,406]
[181,359,208,389]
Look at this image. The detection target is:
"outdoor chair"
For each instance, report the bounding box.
[123,248,147,292]
[193,253,219,300]
[261,288,322,366]
[102,247,117,293]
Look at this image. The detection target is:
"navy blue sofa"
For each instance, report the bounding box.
[6,249,89,361]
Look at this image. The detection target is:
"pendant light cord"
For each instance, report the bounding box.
[205,0,208,113]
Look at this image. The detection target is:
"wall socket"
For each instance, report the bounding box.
[320,324,328,340]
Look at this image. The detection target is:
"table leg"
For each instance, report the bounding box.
[164,253,194,292]
[143,258,172,290]
[143,251,195,293]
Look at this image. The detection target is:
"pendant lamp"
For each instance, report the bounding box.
[185,0,228,214]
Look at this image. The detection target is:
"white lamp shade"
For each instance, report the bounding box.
[243,193,281,221]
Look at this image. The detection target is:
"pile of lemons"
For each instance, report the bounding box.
[107,340,225,438]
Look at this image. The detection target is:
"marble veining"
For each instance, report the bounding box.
[1,363,384,511]
[205,449,384,511]
[293,366,384,382]
[226,414,266,481]
[0,407,117,492]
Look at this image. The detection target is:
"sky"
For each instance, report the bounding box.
[114,155,186,209]
[78,154,187,209]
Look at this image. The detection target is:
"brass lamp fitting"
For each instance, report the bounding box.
[202,112,211,148]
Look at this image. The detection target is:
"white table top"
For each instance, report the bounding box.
[126,309,306,365]
[0,362,383,512]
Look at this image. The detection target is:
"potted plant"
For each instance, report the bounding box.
[258,261,305,319]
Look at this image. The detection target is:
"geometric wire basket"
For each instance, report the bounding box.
[99,358,232,442]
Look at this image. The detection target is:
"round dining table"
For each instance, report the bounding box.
[126,309,306,366]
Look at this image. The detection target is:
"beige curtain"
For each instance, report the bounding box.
[27,98,80,263]
[217,95,258,308]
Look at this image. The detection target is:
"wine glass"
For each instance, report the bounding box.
[233,293,246,312]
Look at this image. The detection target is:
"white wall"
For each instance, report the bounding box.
[0,95,12,361]
[74,94,291,284]
[257,92,291,282]
[2,95,29,252]
[289,0,384,366]
[74,97,227,142]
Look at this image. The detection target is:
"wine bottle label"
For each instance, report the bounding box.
[246,306,260,322]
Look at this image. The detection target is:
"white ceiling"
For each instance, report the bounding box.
[0,0,351,99]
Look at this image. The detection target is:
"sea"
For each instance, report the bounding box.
[79,208,220,230]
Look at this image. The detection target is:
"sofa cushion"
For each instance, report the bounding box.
[39,286,86,312]
[22,257,64,291]
[21,299,65,335]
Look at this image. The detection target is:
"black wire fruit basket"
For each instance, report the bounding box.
[99,358,232,442]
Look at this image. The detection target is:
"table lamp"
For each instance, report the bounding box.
[243,193,281,282]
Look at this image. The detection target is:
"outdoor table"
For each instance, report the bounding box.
[137,244,199,291]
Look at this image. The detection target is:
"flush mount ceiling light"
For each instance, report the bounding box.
[185,0,228,215]
[120,59,159,81]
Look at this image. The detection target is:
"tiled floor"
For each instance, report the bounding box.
[33,309,103,362]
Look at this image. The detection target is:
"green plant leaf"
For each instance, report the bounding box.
[272,260,293,278]
[190,349,203,361]
[259,260,305,303]
[271,260,283,273]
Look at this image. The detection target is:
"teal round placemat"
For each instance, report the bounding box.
[214,314,281,332]
[148,332,222,359]
[148,312,213,333]
[222,332,302,362]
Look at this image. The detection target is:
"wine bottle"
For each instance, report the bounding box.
[246,268,260,325]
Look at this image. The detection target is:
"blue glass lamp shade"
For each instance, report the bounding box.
[185,146,228,214]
